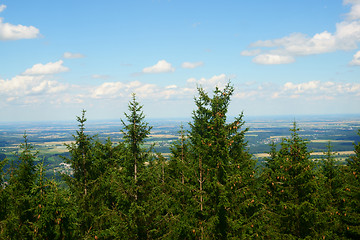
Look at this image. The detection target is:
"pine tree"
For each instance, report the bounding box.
[0,152,9,234]
[342,129,360,238]
[166,125,196,238]
[119,93,153,239]
[262,123,324,239]
[187,83,256,239]
[121,93,152,186]
[32,162,75,239]
[317,141,345,238]
[1,134,38,239]
[63,110,99,237]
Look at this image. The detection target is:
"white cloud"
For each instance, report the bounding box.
[230,80,360,101]
[92,74,110,80]
[23,60,69,75]
[252,54,295,64]
[142,60,175,73]
[0,60,72,106]
[0,18,40,40]
[186,74,228,89]
[345,0,360,20]
[243,0,360,64]
[181,61,203,69]
[350,50,360,65]
[91,82,126,99]
[91,81,164,99]
[91,80,194,100]
[165,85,177,89]
[0,4,6,13]
[63,52,85,59]
[0,75,68,98]
[273,81,360,99]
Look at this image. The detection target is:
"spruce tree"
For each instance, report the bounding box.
[119,93,153,239]
[32,162,75,239]
[187,83,256,239]
[1,134,38,239]
[166,125,196,238]
[121,93,152,188]
[262,123,323,239]
[0,156,8,225]
[318,141,345,238]
[343,129,360,238]
[63,110,98,237]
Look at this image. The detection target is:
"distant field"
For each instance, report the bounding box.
[254,151,355,159]
[1,116,359,174]
[311,140,354,143]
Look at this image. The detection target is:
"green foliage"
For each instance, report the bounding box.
[342,129,360,238]
[1,85,360,239]
[316,141,346,238]
[261,123,325,239]
[121,93,152,182]
[1,134,38,238]
[185,83,257,239]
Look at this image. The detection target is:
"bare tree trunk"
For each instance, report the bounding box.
[181,132,185,184]
[133,119,138,201]
[199,155,204,212]
[83,152,87,196]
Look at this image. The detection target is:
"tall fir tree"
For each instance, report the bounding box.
[317,141,345,238]
[342,129,360,238]
[1,134,38,239]
[187,83,256,239]
[119,93,154,239]
[32,162,75,239]
[63,110,98,238]
[262,122,324,239]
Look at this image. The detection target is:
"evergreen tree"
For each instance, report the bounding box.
[187,83,256,239]
[343,129,360,238]
[262,123,324,239]
[166,125,196,238]
[0,154,9,234]
[1,134,38,239]
[317,141,345,238]
[63,110,98,238]
[32,162,75,239]
[119,93,154,239]
[121,93,152,183]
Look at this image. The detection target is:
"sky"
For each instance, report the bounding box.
[0,0,360,122]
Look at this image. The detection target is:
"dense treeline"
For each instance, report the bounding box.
[0,84,359,239]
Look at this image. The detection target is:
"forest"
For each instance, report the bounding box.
[0,83,359,239]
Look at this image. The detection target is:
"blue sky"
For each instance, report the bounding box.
[1,0,360,121]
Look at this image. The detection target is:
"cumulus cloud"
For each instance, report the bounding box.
[0,60,71,105]
[186,74,228,89]
[63,52,85,59]
[0,75,68,99]
[23,60,69,75]
[91,80,195,100]
[272,81,360,99]
[252,54,295,64]
[142,60,175,73]
[181,61,204,69]
[0,17,40,40]
[91,82,126,99]
[345,0,360,20]
[91,81,167,99]
[0,4,6,13]
[242,0,360,64]
[92,74,110,80]
[350,50,360,65]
